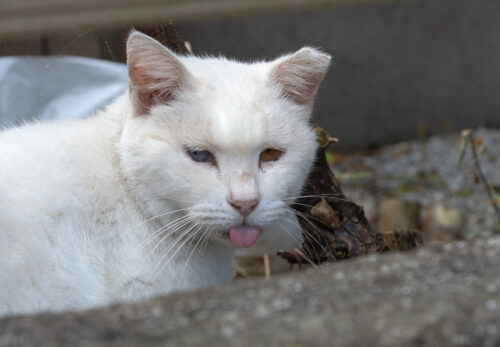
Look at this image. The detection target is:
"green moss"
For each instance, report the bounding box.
[397,171,447,193]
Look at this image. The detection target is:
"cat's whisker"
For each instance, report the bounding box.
[287,201,357,224]
[288,210,332,261]
[179,225,208,280]
[57,28,95,55]
[253,203,290,225]
[120,207,192,239]
[155,221,200,265]
[277,216,303,245]
[131,215,193,274]
[163,196,198,204]
[299,227,328,262]
[139,223,198,294]
[128,215,194,299]
[133,209,222,281]
[287,205,339,227]
[283,194,355,204]
[278,215,319,262]
[139,216,193,265]
[195,225,213,262]
[144,211,225,282]
[138,214,191,250]
[283,193,345,200]
[286,202,317,209]
[290,209,325,236]
[279,224,317,263]
[147,223,202,285]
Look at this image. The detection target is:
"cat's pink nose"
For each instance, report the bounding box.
[229,199,259,216]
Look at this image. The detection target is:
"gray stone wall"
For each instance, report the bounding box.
[177,0,500,150]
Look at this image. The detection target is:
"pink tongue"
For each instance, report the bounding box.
[229,225,261,248]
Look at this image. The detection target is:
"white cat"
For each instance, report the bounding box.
[0,31,330,316]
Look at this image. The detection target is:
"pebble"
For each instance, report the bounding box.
[485,299,496,311]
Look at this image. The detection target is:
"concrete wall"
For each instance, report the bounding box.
[176,0,500,150]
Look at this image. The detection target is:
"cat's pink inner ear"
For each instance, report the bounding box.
[127,32,189,116]
[270,47,331,105]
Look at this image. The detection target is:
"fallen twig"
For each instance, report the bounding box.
[263,254,271,278]
[459,129,500,227]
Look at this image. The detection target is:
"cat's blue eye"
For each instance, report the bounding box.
[187,149,215,164]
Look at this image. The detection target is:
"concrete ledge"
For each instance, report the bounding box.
[1,237,499,346]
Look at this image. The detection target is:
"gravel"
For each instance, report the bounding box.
[332,128,500,236]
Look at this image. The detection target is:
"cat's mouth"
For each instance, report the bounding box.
[225,224,261,248]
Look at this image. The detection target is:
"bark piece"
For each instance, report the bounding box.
[295,127,424,263]
[377,229,424,252]
[378,198,421,233]
[294,127,380,262]
[422,204,467,244]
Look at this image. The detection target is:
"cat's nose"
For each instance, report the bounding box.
[229,199,259,216]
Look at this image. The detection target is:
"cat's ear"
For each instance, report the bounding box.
[127,31,191,116]
[270,47,331,106]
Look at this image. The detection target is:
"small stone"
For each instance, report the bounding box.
[254,304,271,318]
[486,284,498,293]
[401,297,413,308]
[258,288,274,299]
[485,299,496,310]
[423,204,467,243]
[377,198,421,232]
[486,324,497,336]
[400,285,411,295]
[221,325,235,338]
[151,306,162,317]
[452,335,469,344]
[178,316,189,327]
[380,264,391,273]
[293,283,304,293]
[222,311,238,321]
[334,271,345,280]
[272,298,291,310]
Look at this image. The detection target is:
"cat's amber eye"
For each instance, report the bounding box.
[187,149,215,164]
[259,148,284,163]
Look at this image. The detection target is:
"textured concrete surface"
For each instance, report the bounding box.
[177,0,500,150]
[1,237,499,346]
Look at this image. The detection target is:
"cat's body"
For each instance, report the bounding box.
[0,32,330,316]
[0,97,234,314]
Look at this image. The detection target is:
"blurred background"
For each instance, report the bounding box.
[1,0,499,255]
[2,0,500,149]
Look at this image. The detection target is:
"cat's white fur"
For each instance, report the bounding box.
[0,31,330,316]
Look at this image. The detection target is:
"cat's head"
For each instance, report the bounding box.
[120,31,330,249]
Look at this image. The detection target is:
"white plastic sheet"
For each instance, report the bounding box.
[0,56,128,127]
